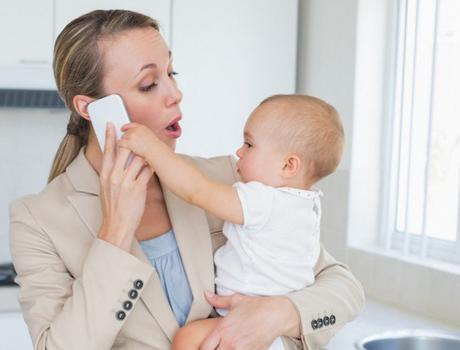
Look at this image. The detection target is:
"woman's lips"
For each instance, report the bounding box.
[165,121,182,138]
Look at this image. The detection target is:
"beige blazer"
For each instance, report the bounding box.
[9,149,364,350]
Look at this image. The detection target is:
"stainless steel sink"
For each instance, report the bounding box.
[355,330,460,350]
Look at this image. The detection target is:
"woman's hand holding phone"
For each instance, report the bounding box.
[97,122,154,252]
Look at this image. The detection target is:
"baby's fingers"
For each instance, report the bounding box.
[121,122,140,132]
[117,138,129,149]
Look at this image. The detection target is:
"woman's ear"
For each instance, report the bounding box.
[72,95,95,121]
[281,154,301,178]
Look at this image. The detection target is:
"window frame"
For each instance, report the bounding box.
[381,0,460,266]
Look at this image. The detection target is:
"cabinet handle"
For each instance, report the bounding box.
[19,59,48,65]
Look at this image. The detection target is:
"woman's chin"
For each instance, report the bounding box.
[165,138,177,151]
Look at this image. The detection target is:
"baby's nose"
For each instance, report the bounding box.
[236,147,243,158]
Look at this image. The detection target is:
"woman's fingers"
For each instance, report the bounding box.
[100,122,116,179]
[124,156,148,182]
[113,146,133,176]
[204,291,233,310]
[137,165,154,186]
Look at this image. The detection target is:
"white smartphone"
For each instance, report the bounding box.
[87,94,135,165]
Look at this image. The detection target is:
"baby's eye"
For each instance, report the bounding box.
[244,142,252,148]
[168,71,179,78]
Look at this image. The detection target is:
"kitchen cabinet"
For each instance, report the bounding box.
[0,0,171,90]
[172,0,298,156]
[55,0,171,44]
[0,0,54,89]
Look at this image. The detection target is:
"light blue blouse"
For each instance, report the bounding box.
[139,230,193,326]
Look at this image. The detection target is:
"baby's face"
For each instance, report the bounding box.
[235,108,286,186]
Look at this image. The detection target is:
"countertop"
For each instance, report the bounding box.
[325,296,460,349]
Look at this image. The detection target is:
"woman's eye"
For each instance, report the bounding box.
[140,72,178,92]
[140,82,157,92]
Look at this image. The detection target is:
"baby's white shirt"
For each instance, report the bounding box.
[214,181,322,298]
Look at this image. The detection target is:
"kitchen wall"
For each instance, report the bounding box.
[296,0,357,262]
[0,109,68,261]
[297,0,460,327]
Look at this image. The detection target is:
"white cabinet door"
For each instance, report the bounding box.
[171,0,298,157]
[0,0,54,89]
[55,1,171,45]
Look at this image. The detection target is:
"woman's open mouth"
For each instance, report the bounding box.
[165,117,182,138]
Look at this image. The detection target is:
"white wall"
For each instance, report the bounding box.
[0,110,68,261]
[296,0,358,261]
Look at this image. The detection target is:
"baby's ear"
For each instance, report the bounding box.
[281,154,301,178]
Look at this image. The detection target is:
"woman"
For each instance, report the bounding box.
[9,10,364,350]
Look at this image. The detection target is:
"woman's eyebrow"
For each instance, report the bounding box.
[135,51,173,77]
[136,63,157,78]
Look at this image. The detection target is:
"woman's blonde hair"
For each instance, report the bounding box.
[48,9,159,183]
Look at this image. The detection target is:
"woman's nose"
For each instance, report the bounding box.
[165,81,182,107]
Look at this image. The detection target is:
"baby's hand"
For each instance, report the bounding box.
[118,122,158,158]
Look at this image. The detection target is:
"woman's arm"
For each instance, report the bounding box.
[9,199,153,350]
[119,123,243,224]
[9,124,156,349]
[200,246,364,350]
[284,246,365,349]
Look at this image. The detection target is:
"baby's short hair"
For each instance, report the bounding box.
[258,94,344,180]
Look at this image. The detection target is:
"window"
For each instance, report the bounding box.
[383,0,460,265]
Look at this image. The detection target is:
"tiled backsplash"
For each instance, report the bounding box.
[317,168,350,262]
[0,108,68,262]
[347,246,460,327]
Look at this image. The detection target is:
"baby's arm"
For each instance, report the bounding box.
[119,123,243,224]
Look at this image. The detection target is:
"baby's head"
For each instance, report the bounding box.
[235,94,344,189]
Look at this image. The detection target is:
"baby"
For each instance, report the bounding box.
[118,94,344,350]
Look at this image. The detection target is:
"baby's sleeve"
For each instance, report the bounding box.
[233,181,274,232]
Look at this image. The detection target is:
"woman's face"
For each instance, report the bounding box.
[100,27,182,149]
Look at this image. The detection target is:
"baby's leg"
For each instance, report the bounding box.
[172,317,221,350]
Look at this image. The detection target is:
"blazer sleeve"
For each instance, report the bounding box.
[285,245,365,349]
[9,198,153,350]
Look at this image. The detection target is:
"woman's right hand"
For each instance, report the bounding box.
[97,122,154,251]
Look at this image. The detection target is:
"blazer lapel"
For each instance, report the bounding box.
[65,148,180,341]
[161,181,215,323]
[65,148,102,238]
